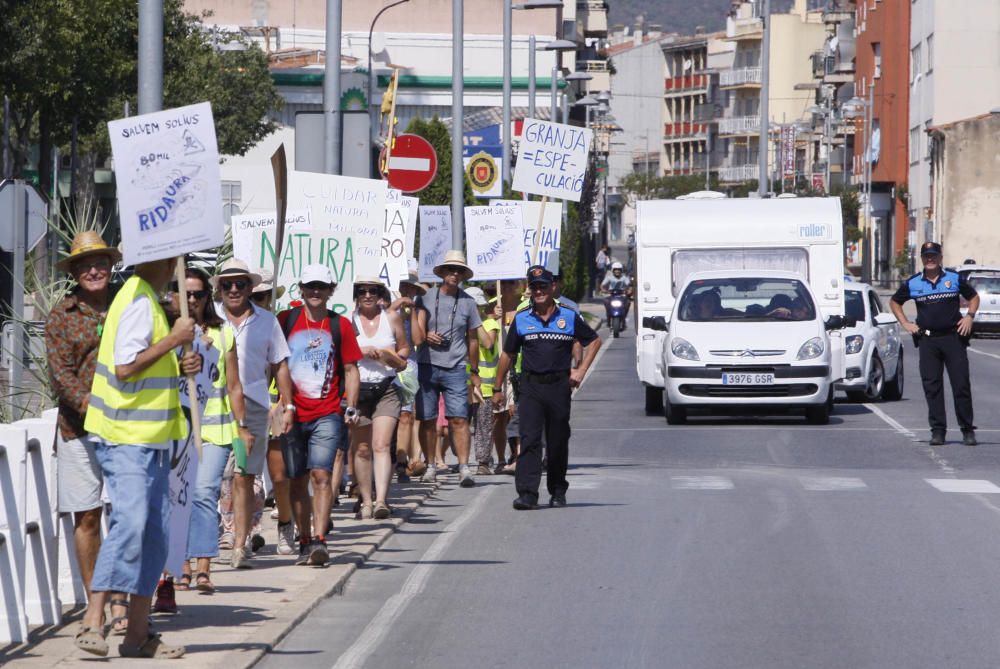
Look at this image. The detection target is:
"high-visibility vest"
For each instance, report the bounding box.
[201,325,236,446]
[85,276,187,444]
[469,317,500,397]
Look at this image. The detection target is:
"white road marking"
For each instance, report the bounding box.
[331,486,496,669]
[969,347,1000,361]
[568,478,601,489]
[799,476,868,491]
[574,330,611,394]
[925,479,1000,494]
[671,476,734,490]
[574,426,900,432]
[387,156,431,171]
[864,402,956,476]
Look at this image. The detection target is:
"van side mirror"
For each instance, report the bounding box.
[824,315,847,330]
[643,316,668,332]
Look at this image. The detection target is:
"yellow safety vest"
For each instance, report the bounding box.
[201,325,236,446]
[85,276,187,444]
[469,317,500,397]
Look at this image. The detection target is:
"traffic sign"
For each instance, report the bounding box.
[0,180,48,252]
[381,134,438,193]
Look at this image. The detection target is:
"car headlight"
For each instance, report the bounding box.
[671,337,700,361]
[796,337,825,360]
[845,334,864,354]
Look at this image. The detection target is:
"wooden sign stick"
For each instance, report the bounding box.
[174,257,203,460]
[530,196,548,266]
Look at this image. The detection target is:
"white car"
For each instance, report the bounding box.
[836,283,904,402]
[646,270,845,425]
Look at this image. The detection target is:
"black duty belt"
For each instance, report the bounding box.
[921,328,958,337]
[522,370,570,384]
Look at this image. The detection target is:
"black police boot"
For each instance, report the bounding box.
[549,493,567,508]
[513,494,539,510]
[962,430,978,446]
[929,430,946,446]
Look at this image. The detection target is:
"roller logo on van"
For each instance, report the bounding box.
[797,223,832,240]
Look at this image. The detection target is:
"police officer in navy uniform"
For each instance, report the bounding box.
[890,241,979,446]
[493,265,601,509]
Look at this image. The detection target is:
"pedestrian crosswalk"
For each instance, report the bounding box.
[661,475,1000,494]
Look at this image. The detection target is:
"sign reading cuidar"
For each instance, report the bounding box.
[108,101,225,266]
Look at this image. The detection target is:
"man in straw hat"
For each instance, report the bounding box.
[214,259,296,567]
[413,250,485,487]
[46,232,132,633]
[75,255,200,658]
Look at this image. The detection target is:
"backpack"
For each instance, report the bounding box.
[280,306,344,386]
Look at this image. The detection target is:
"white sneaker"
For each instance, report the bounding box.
[269,507,279,520]
[276,521,296,556]
[459,465,476,488]
[421,465,437,483]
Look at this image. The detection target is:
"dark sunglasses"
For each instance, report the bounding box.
[187,289,209,300]
[442,266,464,275]
[357,286,382,297]
[251,292,270,302]
[301,281,331,291]
[220,279,249,292]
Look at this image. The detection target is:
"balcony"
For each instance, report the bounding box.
[717,115,760,135]
[664,74,709,95]
[719,66,762,88]
[663,121,709,141]
[719,164,760,183]
[726,15,763,41]
[579,60,611,92]
[576,0,608,37]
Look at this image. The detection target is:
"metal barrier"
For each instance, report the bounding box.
[0,424,30,644]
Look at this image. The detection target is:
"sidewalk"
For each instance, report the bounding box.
[2,476,448,668]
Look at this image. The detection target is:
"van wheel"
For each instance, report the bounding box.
[882,350,904,401]
[664,397,687,425]
[645,387,663,415]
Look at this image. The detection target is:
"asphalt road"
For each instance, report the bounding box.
[260,329,1000,669]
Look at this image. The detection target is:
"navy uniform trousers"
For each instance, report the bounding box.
[918,332,974,432]
[515,374,571,501]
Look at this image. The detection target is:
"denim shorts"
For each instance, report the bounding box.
[90,443,171,597]
[415,363,469,421]
[280,413,344,479]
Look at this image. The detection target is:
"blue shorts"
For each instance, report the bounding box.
[280,413,344,478]
[416,363,469,421]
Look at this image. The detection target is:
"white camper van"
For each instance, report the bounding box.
[634,196,847,417]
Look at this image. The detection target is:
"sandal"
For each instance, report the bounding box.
[356,503,374,520]
[174,574,191,591]
[373,501,391,519]
[108,598,129,636]
[74,625,109,657]
[119,632,185,659]
[194,572,215,594]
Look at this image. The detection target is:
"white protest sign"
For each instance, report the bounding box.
[491,199,562,269]
[418,206,451,283]
[287,171,386,278]
[230,209,310,274]
[512,118,593,202]
[108,101,225,265]
[380,204,409,289]
[401,196,419,260]
[464,205,526,281]
[276,229,356,314]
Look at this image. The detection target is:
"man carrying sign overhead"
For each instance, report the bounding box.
[75,257,201,659]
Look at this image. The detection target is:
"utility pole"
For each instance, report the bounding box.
[502,0,512,184]
[138,0,164,114]
[323,0,342,174]
[528,35,536,118]
[451,0,464,248]
[757,0,770,196]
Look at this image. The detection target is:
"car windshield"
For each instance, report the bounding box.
[970,276,1000,294]
[845,290,865,322]
[678,277,817,322]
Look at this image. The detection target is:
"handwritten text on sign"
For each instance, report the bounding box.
[108,101,225,265]
[512,119,593,202]
[418,206,452,283]
[276,229,357,314]
[491,199,562,268]
[464,205,526,281]
[380,204,409,290]
[230,210,310,274]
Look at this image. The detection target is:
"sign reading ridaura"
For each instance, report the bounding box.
[281,172,387,312]
[230,210,310,274]
[108,101,225,265]
[512,119,593,202]
[491,199,562,269]
[464,205,526,281]
[417,206,452,283]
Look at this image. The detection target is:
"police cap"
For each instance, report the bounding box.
[920,241,943,257]
[527,265,554,286]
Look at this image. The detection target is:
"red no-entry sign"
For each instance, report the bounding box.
[381,134,438,193]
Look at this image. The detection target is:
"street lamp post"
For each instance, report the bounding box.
[323,0,342,174]
[367,0,410,177]
[138,0,163,114]
[452,0,464,248]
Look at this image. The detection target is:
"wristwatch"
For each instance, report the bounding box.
[469,367,480,375]
[283,404,296,413]
[238,419,248,429]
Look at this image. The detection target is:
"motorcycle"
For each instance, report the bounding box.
[604,289,629,338]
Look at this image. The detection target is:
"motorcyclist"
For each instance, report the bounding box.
[601,262,632,326]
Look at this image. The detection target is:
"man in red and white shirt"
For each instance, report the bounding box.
[277,264,361,566]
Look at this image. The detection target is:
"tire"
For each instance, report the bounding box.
[664,396,687,425]
[882,349,904,401]
[612,316,622,338]
[806,389,833,424]
[848,353,884,402]
[645,386,664,416]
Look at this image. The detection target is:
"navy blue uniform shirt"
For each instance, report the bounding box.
[891,269,977,331]
[504,303,598,374]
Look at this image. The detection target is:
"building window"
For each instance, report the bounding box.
[873,42,881,79]
[926,34,934,73]
[910,44,922,83]
[909,127,920,164]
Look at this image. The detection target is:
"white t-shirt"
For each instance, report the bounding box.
[352,310,397,384]
[223,304,291,408]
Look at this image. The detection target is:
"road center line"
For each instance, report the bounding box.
[574,330,612,394]
[864,402,955,476]
[331,485,496,669]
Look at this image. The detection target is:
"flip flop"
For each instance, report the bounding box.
[194,572,215,594]
[119,633,185,659]
[74,626,108,657]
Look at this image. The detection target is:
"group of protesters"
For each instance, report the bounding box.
[48,229,600,660]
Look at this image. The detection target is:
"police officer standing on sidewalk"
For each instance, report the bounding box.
[493,265,601,510]
[890,241,979,446]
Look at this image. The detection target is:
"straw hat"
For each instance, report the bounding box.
[353,276,389,299]
[433,249,474,281]
[56,231,121,272]
[252,270,285,299]
[209,258,262,289]
[399,259,426,295]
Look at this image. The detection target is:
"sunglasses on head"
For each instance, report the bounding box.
[220,279,249,292]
